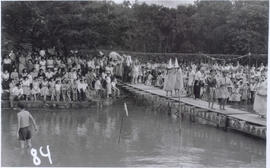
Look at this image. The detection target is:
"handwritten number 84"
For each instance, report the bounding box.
[31,145,52,166]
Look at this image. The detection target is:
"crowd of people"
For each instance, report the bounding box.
[2,49,121,108]
[113,56,267,117]
[1,49,267,117]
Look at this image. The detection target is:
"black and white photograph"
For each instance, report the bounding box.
[1,0,268,167]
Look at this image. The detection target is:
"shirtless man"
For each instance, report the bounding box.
[17,103,38,148]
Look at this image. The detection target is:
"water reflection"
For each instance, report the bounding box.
[2,98,265,167]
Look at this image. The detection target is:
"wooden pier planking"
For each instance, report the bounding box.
[119,82,266,127]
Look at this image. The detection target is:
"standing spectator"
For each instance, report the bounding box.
[61,80,68,102]
[21,76,31,101]
[205,69,217,109]
[55,80,62,102]
[71,80,78,101]
[31,77,40,101]
[94,77,103,98]
[111,77,120,97]
[106,74,112,98]
[10,68,19,82]
[216,71,230,110]
[49,78,56,101]
[187,67,195,97]
[194,67,202,99]
[40,77,49,101]
[18,53,27,74]
[254,78,267,118]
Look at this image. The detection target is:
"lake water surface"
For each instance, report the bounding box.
[2,97,266,167]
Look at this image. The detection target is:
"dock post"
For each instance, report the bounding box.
[167,100,172,115]
[216,113,220,128]
[224,116,228,131]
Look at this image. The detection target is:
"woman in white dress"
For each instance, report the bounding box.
[163,59,175,97]
[174,58,184,97]
[254,79,267,118]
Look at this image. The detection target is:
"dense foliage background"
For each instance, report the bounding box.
[2,1,268,56]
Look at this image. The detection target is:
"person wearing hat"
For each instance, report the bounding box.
[163,59,175,97]
[174,58,184,97]
[16,102,38,149]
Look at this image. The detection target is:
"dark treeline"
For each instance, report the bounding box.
[2,0,268,55]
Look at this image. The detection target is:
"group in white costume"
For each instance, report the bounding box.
[163,58,184,97]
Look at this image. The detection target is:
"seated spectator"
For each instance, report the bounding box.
[2,70,10,90]
[47,56,54,69]
[26,59,34,73]
[3,55,12,73]
[40,57,46,71]
[9,84,23,108]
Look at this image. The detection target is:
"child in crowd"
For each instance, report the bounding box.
[71,80,78,101]
[240,82,249,105]
[34,60,40,72]
[106,74,112,98]
[10,68,19,82]
[9,84,23,108]
[111,77,120,97]
[61,80,68,102]
[229,83,241,104]
[49,78,56,101]
[66,80,72,102]
[155,72,163,88]
[40,57,46,71]
[22,76,31,101]
[31,77,40,101]
[40,77,49,101]
[145,71,153,86]
[55,80,62,102]
[95,77,103,98]
[21,69,28,78]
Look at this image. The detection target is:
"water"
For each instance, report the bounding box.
[2,97,266,167]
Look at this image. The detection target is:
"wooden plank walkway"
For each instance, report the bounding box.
[119,82,266,127]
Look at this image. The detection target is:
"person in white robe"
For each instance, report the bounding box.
[254,79,267,118]
[174,58,184,97]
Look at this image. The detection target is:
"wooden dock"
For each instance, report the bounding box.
[118,82,266,139]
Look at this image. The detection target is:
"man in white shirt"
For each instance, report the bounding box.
[194,68,203,99]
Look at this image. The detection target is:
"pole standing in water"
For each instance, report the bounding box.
[118,102,129,144]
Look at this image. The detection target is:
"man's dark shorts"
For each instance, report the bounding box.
[19,126,32,140]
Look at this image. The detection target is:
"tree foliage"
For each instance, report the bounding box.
[2,1,268,55]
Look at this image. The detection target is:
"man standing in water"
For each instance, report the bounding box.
[17,103,38,148]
